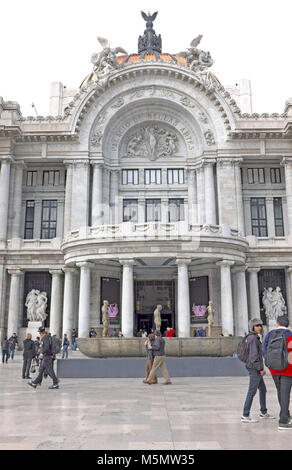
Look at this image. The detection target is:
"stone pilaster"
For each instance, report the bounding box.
[203,160,216,225]
[281,158,292,236]
[63,162,73,236]
[217,158,242,231]
[70,160,90,231]
[234,160,245,236]
[10,161,25,239]
[121,260,135,337]
[187,169,197,225]
[196,166,205,225]
[0,158,12,240]
[91,162,104,226]
[110,169,120,224]
[176,258,191,337]
[217,260,234,336]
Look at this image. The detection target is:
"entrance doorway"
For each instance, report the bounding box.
[135,280,175,336]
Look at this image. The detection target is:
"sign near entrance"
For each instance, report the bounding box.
[100,277,120,325]
[189,276,209,324]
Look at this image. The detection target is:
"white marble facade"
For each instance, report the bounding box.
[1,21,292,343]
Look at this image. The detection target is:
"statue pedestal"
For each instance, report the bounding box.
[26,321,43,339]
[267,318,277,332]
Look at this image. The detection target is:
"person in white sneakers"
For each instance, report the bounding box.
[241,318,274,423]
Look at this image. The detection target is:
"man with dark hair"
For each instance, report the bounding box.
[241,318,274,423]
[145,329,172,385]
[8,333,18,360]
[27,327,59,390]
[263,315,292,430]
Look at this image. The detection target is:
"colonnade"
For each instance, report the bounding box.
[6,258,276,340]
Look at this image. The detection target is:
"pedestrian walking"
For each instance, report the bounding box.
[62,334,70,359]
[145,329,172,385]
[22,333,35,379]
[8,333,18,360]
[241,318,274,423]
[263,315,292,430]
[27,327,59,389]
[34,336,41,366]
[1,337,10,363]
[143,333,157,384]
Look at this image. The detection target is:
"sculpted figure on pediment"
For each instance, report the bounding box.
[177,35,214,73]
[126,125,178,161]
[90,36,127,87]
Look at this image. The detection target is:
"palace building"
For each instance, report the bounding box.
[1,12,292,343]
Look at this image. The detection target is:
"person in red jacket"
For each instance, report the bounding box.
[263,315,292,430]
[165,327,175,338]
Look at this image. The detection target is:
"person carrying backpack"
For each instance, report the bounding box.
[240,318,274,423]
[27,327,59,390]
[263,315,292,430]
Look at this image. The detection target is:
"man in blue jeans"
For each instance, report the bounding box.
[241,318,274,423]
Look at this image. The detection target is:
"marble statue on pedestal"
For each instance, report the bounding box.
[154,304,162,330]
[101,300,110,337]
[25,289,48,322]
[262,286,286,321]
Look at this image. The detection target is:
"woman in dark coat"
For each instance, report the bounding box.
[22,333,35,379]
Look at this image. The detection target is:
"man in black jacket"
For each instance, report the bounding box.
[241,318,274,423]
[28,327,59,389]
[145,330,172,385]
[22,333,35,379]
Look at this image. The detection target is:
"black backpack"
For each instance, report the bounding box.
[265,330,289,370]
[237,334,251,363]
[50,336,62,355]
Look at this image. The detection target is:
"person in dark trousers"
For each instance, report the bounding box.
[241,318,274,423]
[1,337,10,363]
[62,334,70,359]
[34,337,41,366]
[143,333,157,384]
[263,315,292,430]
[8,333,18,360]
[71,329,78,350]
[28,327,59,389]
[22,333,35,379]
[145,329,172,385]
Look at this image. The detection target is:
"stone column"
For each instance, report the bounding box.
[234,160,245,236]
[217,158,240,230]
[49,270,63,337]
[203,160,216,225]
[187,169,197,225]
[77,262,94,338]
[63,162,73,236]
[161,198,169,224]
[62,267,76,339]
[121,260,135,337]
[10,161,25,239]
[247,267,261,318]
[177,258,191,337]
[7,269,23,338]
[91,162,104,226]
[232,265,249,336]
[217,260,234,336]
[138,198,145,224]
[282,157,292,236]
[0,159,11,240]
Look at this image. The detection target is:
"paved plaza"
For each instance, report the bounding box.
[0,352,292,451]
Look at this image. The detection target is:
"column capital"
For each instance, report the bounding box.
[281,157,292,167]
[286,266,292,274]
[76,261,94,269]
[176,258,192,267]
[49,269,64,276]
[232,264,247,274]
[62,266,77,274]
[247,266,261,273]
[7,268,23,276]
[120,259,135,267]
[216,260,235,268]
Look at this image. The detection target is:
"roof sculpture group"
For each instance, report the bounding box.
[90,11,215,89]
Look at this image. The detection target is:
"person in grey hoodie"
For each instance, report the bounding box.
[241,318,274,423]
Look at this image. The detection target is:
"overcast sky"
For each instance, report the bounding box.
[1,0,292,116]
